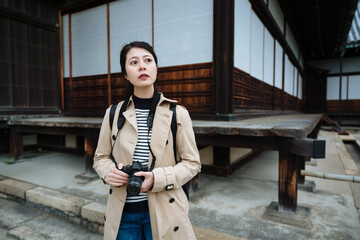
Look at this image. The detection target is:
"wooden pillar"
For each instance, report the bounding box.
[213,146,231,176]
[9,127,23,160]
[84,133,97,173]
[297,156,306,184]
[278,150,298,214]
[213,0,234,120]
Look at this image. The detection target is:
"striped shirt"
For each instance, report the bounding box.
[123,96,152,213]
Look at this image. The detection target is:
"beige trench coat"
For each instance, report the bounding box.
[93,93,201,240]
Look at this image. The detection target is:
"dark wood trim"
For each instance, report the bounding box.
[106,3,111,106]
[213,0,234,115]
[0,6,57,32]
[157,62,212,73]
[59,11,65,112]
[60,0,113,15]
[328,72,360,77]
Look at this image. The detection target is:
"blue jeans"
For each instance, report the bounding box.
[117,211,152,240]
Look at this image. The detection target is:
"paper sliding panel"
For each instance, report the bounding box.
[348,75,360,99]
[263,28,274,86]
[62,14,69,78]
[154,0,213,67]
[234,0,251,73]
[71,5,107,77]
[250,11,264,81]
[274,40,283,89]
[109,0,152,73]
[327,76,347,100]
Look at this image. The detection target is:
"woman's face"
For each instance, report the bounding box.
[124,47,157,94]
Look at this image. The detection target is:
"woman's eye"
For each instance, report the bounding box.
[130,60,138,65]
[145,58,152,63]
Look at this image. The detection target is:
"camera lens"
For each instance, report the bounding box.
[126,176,142,196]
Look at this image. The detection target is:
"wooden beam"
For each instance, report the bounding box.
[196,134,325,159]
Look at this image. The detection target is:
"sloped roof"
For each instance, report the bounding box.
[347,1,360,47]
[279,0,359,60]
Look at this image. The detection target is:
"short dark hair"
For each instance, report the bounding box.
[120,41,158,76]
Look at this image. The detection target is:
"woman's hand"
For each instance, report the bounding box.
[135,171,154,192]
[108,163,129,187]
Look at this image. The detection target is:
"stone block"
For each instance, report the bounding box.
[7,226,50,240]
[26,187,91,215]
[81,202,106,224]
[350,183,360,209]
[98,225,104,235]
[0,178,37,199]
[298,180,316,192]
[262,201,312,229]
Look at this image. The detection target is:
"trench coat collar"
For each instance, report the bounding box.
[121,93,177,168]
[121,93,177,128]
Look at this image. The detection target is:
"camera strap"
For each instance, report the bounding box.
[147,91,161,171]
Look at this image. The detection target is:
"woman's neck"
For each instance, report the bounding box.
[133,86,154,98]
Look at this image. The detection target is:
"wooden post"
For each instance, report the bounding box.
[9,127,23,160]
[84,134,97,173]
[213,146,231,176]
[213,0,234,119]
[278,150,298,214]
[297,156,306,184]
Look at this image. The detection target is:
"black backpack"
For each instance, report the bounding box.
[108,94,189,199]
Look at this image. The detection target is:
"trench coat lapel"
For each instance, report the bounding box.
[122,108,137,132]
[149,105,172,168]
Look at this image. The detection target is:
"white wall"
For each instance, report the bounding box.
[154,0,213,67]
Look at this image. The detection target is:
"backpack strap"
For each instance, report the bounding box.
[109,96,130,131]
[170,102,178,163]
[169,102,190,200]
[109,104,118,130]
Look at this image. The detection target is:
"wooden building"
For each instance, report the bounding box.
[1,0,359,153]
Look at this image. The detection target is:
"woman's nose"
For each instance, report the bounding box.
[139,60,146,70]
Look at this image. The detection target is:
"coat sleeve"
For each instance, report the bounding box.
[151,106,201,192]
[93,107,116,185]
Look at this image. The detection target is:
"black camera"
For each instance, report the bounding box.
[122,161,148,196]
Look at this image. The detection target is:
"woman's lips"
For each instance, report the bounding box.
[139,74,149,79]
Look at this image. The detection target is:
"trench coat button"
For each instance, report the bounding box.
[104,215,106,221]
[174,226,179,232]
[169,198,175,203]
[166,140,169,145]
[112,135,116,140]
[109,189,112,194]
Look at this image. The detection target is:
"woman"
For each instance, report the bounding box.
[93,41,201,240]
